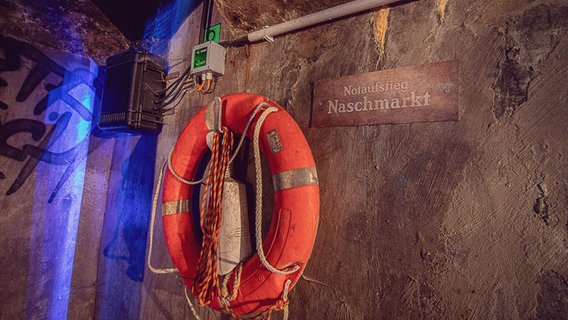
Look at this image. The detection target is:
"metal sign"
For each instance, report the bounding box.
[311,60,459,127]
[204,23,221,43]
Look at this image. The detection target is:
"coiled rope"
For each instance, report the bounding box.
[192,126,234,306]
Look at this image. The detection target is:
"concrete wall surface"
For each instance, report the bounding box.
[142,0,568,319]
[0,1,129,319]
[1,0,567,319]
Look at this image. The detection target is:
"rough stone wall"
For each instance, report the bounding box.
[141,0,568,319]
[214,0,348,35]
[0,0,129,64]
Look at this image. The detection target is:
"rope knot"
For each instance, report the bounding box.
[273,279,292,312]
[274,299,290,312]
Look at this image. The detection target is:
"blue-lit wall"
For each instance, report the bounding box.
[0,1,197,319]
[143,0,200,55]
[0,36,99,319]
[93,0,198,317]
[94,132,157,319]
[28,69,96,320]
[0,35,163,319]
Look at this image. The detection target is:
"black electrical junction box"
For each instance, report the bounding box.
[99,49,166,132]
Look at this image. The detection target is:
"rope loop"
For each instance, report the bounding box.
[167,148,206,185]
[220,262,243,302]
[253,107,300,275]
[147,161,179,274]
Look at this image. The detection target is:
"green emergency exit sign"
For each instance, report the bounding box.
[203,23,221,43]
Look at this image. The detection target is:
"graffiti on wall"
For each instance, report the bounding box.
[0,36,97,202]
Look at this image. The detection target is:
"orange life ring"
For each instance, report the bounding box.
[162,93,319,316]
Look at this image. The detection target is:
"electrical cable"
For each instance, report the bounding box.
[199,79,212,93]
[194,80,205,93]
[166,57,192,70]
[219,37,249,47]
[202,78,217,94]
[160,68,192,98]
[162,71,189,95]
[154,61,194,106]
[161,81,195,106]
[161,88,195,114]
[161,88,194,109]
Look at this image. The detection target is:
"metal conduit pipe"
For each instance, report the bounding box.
[221,0,404,46]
